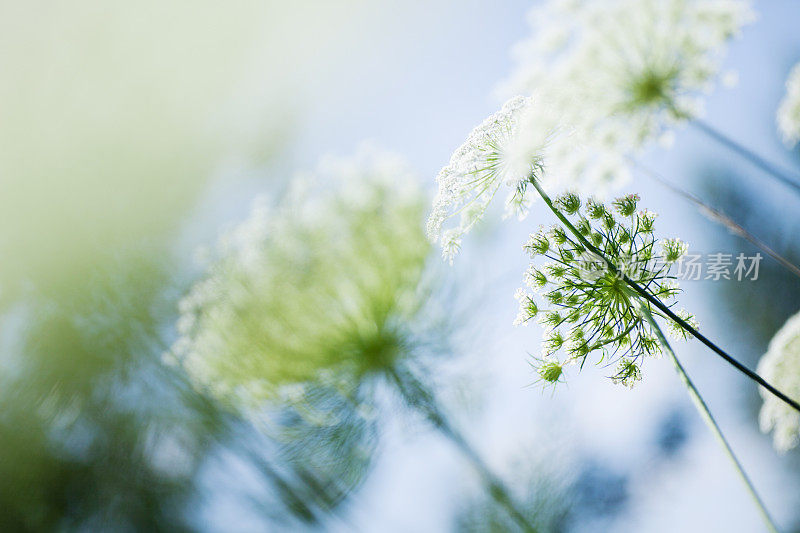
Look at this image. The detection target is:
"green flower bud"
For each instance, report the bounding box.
[556,192,582,215]
[545,290,564,305]
[577,218,592,236]
[586,198,607,219]
[662,238,688,263]
[550,226,568,245]
[637,210,657,233]
[611,359,642,388]
[612,194,640,217]
[524,231,550,256]
[537,358,564,384]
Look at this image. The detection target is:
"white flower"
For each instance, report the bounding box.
[667,308,699,341]
[661,237,689,264]
[513,288,539,326]
[757,309,800,452]
[427,96,545,259]
[500,0,754,194]
[169,147,431,406]
[777,63,800,147]
[441,229,463,265]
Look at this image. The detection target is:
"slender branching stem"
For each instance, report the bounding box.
[630,158,800,281]
[528,177,800,414]
[635,301,778,533]
[385,366,538,533]
[691,119,800,195]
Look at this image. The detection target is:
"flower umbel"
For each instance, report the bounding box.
[427,96,544,262]
[500,0,754,193]
[777,62,800,148]
[515,191,697,386]
[169,147,431,405]
[757,309,800,452]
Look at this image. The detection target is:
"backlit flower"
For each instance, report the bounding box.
[757,309,800,452]
[514,191,697,386]
[427,96,546,260]
[777,62,800,147]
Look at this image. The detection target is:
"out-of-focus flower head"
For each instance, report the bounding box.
[427,96,556,263]
[500,0,754,194]
[757,309,800,452]
[169,146,430,407]
[777,63,800,148]
[514,192,696,387]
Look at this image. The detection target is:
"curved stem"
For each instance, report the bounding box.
[691,119,800,195]
[386,366,537,533]
[636,301,778,533]
[630,158,800,281]
[529,177,800,414]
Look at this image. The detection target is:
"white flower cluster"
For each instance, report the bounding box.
[500,0,754,192]
[427,96,542,263]
[427,1,753,263]
[511,192,694,387]
[757,309,800,452]
[169,146,430,407]
[777,62,800,147]
[427,95,575,262]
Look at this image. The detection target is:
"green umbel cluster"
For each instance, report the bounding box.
[514,192,696,387]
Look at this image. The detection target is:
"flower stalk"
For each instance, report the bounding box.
[636,300,778,533]
[386,366,538,533]
[527,175,800,414]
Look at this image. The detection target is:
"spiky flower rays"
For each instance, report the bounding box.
[514,191,695,387]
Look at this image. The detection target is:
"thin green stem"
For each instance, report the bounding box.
[692,119,800,195]
[386,366,537,533]
[528,177,800,414]
[636,301,778,533]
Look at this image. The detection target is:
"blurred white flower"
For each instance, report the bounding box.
[757,309,800,452]
[500,0,754,194]
[169,146,430,406]
[777,63,800,147]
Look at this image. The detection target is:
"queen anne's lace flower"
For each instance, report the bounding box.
[500,0,754,193]
[757,309,800,452]
[427,96,546,262]
[169,147,430,406]
[777,63,800,147]
[514,191,696,386]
